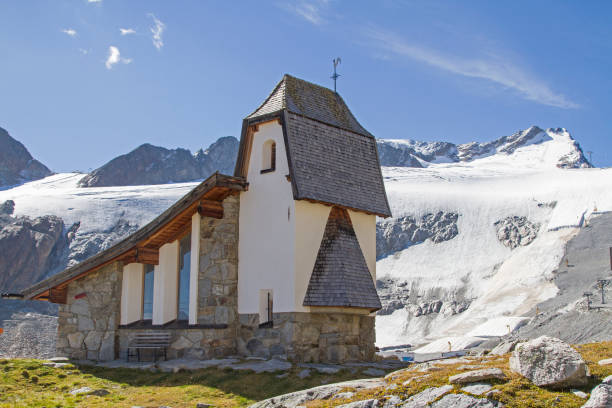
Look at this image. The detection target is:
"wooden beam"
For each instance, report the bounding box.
[118,247,159,265]
[49,287,67,304]
[198,199,224,219]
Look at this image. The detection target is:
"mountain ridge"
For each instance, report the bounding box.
[0,127,53,188]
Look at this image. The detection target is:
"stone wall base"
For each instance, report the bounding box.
[118,327,236,360]
[238,312,376,363]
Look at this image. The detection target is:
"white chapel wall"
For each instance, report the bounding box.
[349,210,377,280]
[238,121,296,315]
[293,200,331,312]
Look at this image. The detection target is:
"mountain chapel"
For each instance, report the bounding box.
[12,75,391,363]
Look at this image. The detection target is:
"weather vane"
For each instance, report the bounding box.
[331,57,341,93]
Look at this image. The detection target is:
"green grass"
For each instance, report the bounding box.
[1,341,611,407]
[0,358,378,408]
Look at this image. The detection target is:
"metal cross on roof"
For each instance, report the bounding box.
[331,57,341,93]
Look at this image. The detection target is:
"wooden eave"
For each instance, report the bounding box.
[21,172,247,301]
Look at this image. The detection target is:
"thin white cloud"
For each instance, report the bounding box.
[78,48,91,55]
[105,46,132,70]
[119,28,136,36]
[284,0,330,25]
[61,28,77,37]
[366,28,578,109]
[87,0,102,3]
[148,14,165,50]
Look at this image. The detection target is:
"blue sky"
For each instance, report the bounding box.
[1,1,611,171]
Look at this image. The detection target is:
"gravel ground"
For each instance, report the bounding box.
[510,211,612,344]
[0,311,57,359]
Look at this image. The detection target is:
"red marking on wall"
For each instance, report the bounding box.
[74,292,87,299]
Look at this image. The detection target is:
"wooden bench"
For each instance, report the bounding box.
[126,332,171,362]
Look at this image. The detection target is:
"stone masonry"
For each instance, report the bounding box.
[197,195,239,327]
[55,194,378,363]
[238,312,376,363]
[56,261,122,361]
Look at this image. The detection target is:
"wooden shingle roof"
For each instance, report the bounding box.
[237,74,391,218]
[303,206,381,311]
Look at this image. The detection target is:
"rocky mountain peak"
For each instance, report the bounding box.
[78,136,239,187]
[0,127,53,188]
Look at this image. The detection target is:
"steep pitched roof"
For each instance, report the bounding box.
[237,74,391,218]
[303,207,382,311]
[247,74,372,137]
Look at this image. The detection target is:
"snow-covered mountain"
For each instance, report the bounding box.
[0,126,608,352]
[377,126,592,169]
[376,127,610,350]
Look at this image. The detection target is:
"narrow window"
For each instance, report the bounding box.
[261,140,276,173]
[259,289,273,326]
[177,233,191,321]
[142,264,154,321]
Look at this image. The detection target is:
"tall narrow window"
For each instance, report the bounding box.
[142,264,154,321]
[261,140,276,173]
[177,233,191,321]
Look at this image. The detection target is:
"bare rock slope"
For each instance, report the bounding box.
[0,126,52,188]
[78,136,238,187]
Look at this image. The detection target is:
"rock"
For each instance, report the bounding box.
[509,336,588,388]
[89,389,110,396]
[376,212,459,262]
[462,383,493,395]
[70,386,93,395]
[248,379,384,408]
[0,200,15,215]
[572,389,588,399]
[490,340,519,356]
[0,212,69,293]
[401,385,454,407]
[598,358,612,366]
[430,394,503,407]
[298,369,311,379]
[333,392,355,400]
[196,404,213,408]
[228,358,292,373]
[381,395,403,407]
[0,127,52,188]
[299,363,341,374]
[48,357,69,362]
[449,368,506,384]
[78,137,238,188]
[494,216,539,249]
[363,368,385,377]
[582,384,612,408]
[336,400,378,408]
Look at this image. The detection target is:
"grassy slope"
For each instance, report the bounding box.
[308,341,612,407]
[0,360,377,408]
[1,341,611,408]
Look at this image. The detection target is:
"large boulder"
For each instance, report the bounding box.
[449,368,506,385]
[582,384,612,408]
[430,393,503,407]
[509,336,589,388]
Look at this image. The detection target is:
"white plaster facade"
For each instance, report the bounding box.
[238,121,378,317]
[238,121,296,314]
